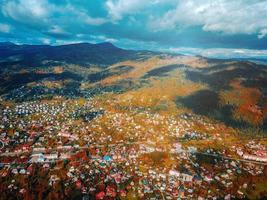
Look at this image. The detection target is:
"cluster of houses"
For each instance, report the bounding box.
[182,131,210,141]
[0,98,267,199]
[236,141,267,162]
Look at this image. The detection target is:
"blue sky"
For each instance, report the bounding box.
[0,0,267,58]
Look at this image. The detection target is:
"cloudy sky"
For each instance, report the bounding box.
[0,0,267,58]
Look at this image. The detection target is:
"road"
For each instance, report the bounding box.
[1,141,267,166]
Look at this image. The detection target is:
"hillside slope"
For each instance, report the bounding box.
[0,43,267,132]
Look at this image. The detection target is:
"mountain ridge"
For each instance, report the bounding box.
[0,41,155,66]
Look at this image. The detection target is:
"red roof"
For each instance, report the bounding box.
[76,180,82,189]
[96,191,105,200]
[106,185,117,197]
[119,190,127,197]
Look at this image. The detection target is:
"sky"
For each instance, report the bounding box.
[0,0,267,58]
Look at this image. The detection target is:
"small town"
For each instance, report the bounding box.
[1,97,267,199]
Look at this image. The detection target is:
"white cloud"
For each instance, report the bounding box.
[55,40,83,45]
[2,0,52,22]
[105,0,168,21]
[2,0,107,27]
[40,38,51,45]
[150,0,267,37]
[0,23,11,33]
[106,0,145,21]
[258,29,267,39]
[64,5,107,26]
[48,26,67,35]
[164,47,267,59]
[84,16,107,26]
[90,35,118,43]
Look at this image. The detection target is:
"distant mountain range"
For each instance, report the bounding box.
[0,42,157,67]
[234,58,267,66]
[1,42,266,67]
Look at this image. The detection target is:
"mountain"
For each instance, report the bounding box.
[236,58,267,65]
[0,42,155,67]
[0,42,267,132]
[0,42,16,47]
